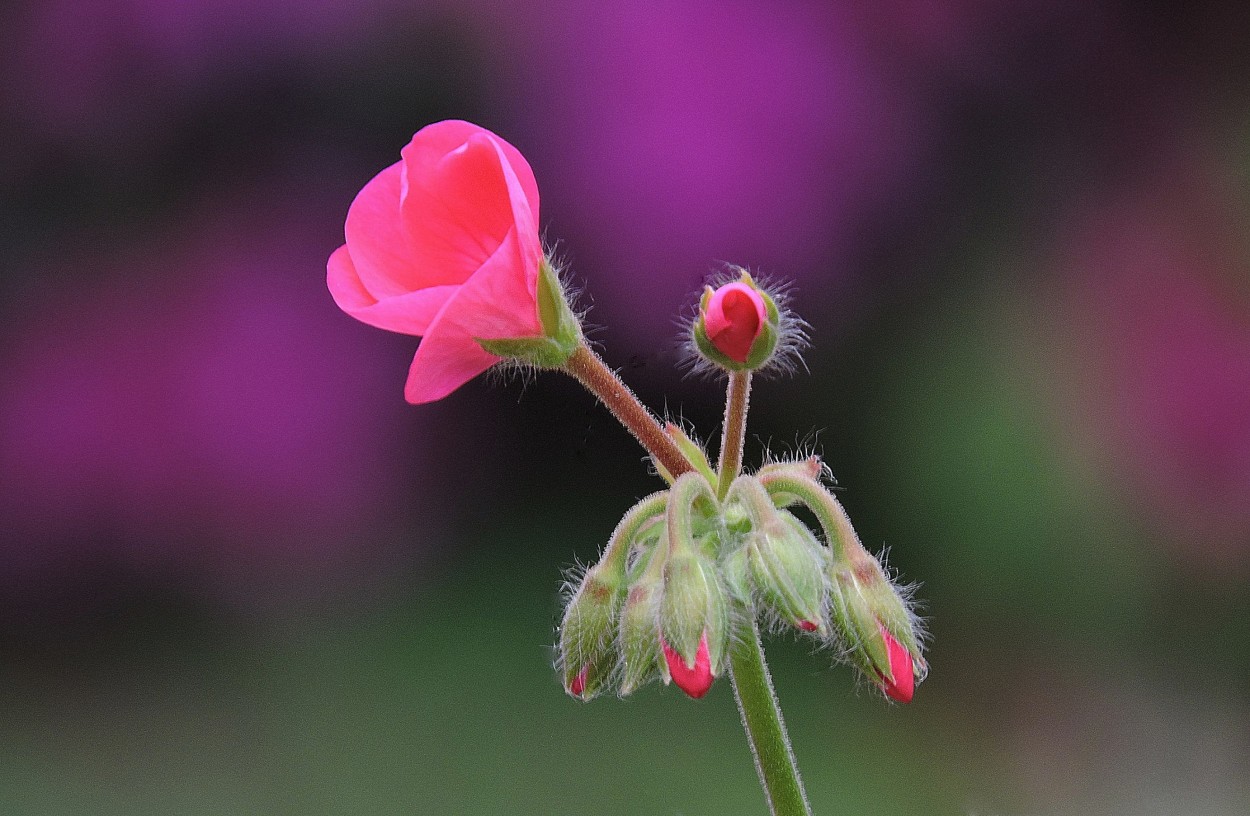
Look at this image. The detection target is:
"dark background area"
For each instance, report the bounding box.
[1,1,1248,813]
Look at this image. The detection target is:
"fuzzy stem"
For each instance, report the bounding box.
[600,491,669,576]
[756,472,863,563]
[563,343,694,480]
[665,472,718,557]
[716,370,752,500]
[728,612,812,816]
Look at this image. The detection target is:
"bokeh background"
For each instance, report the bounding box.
[2,1,1249,814]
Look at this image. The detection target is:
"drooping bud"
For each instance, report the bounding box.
[617,544,670,694]
[748,510,828,634]
[661,632,715,699]
[727,476,828,634]
[827,552,926,703]
[754,470,926,701]
[659,548,729,696]
[558,561,624,700]
[559,490,669,700]
[692,270,781,372]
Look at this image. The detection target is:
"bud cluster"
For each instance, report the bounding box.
[558,456,926,703]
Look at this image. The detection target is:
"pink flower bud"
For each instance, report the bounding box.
[328,120,563,404]
[702,282,768,363]
[876,624,915,703]
[662,632,715,699]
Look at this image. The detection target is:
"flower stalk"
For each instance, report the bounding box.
[562,341,694,480]
[716,370,752,499]
[728,613,812,816]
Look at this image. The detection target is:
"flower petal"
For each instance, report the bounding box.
[401,227,543,403]
[342,162,426,300]
[402,325,500,404]
[401,120,539,230]
[436,227,543,341]
[327,245,457,336]
[400,132,518,286]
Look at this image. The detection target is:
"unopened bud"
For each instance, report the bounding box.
[748,510,828,634]
[558,562,623,700]
[618,571,665,695]
[828,552,925,703]
[660,549,729,692]
[692,271,781,372]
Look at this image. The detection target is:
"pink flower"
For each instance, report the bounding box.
[877,624,915,703]
[662,632,715,699]
[703,281,768,364]
[327,120,545,403]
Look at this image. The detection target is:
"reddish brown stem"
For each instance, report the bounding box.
[563,343,693,480]
[716,370,752,500]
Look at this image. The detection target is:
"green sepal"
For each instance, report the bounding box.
[476,259,580,368]
[828,568,885,679]
[742,313,779,369]
[829,566,892,680]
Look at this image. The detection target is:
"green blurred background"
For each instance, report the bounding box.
[2,1,1248,813]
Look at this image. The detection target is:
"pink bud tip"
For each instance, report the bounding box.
[876,624,915,703]
[662,633,715,699]
[703,282,767,363]
[797,620,819,632]
[570,665,589,697]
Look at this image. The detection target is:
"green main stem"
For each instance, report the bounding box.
[729,614,812,816]
[716,370,752,499]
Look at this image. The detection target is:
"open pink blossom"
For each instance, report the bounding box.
[327,120,544,403]
[703,281,767,363]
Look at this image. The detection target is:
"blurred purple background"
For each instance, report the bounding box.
[1,1,1248,813]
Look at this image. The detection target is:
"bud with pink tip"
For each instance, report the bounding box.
[659,546,729,699]
[655,473,729,698]
[558,561,624,700]
[827,552,926,703]
[729,476,828,634]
